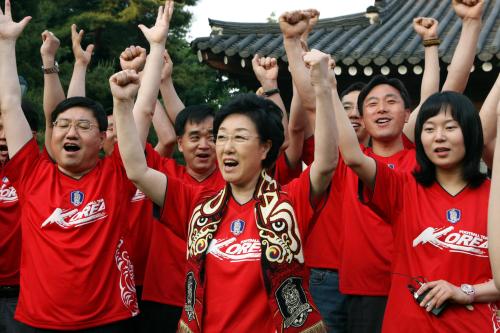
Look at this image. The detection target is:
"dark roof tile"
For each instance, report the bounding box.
[192,0,499,68]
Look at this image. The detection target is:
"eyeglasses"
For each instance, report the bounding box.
[215,133,260,145]
[53,119,98,132]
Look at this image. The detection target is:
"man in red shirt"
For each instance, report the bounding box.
[0,1,173,331]
[0,102,38,333]
[303,82,367,332]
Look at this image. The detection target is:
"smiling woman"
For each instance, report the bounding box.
[337,90,500,332]
[116,49,339,332]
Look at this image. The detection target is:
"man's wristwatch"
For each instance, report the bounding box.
[460,283,475,303]
[42,61,59,74]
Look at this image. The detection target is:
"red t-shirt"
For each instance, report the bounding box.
[369,161,499,332]
[338,146,416,295]
[161,168,320,331]
[0,169,21,285]
[304,166,344,270]
[273,152,302,186]
[141,155,224,306]
[125,188,153,286]
[6,139,139,330]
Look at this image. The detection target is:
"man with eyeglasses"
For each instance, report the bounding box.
[0,0,173,331]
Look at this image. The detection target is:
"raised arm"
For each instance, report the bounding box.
[302,50,338,199]
[441,0,483,92]
[67,24,94,98]
[480,74,500,167]
[287,84,314,167]
[152,99,176,157]
[159,50,184,124]
[279,10,317,112]
[329,60,377,190]
[251,54,290,154]
[0,0,32,157]
[133,0,174,148]
[112,69,167,206]
[489,100,500,289]
[40,30,64,156]
[403,17,440,142]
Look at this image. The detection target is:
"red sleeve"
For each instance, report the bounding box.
[362,160,404,224]
[4,139,40,186]
[402,133,415,150]
[144,143,164,170]
[159,176,204,240]
[104,143,139,199]
[301,135,315,166]
[273,152,302,186]
[283,167,328,239]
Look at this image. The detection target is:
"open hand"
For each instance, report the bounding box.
[71,24,94,65]
[0,0,31,41]
[138,0,174,45]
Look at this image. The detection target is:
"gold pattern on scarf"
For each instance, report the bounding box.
[186,188,226,258]
[256,171,304,264]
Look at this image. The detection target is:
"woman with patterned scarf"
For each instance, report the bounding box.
[115,49,338,332]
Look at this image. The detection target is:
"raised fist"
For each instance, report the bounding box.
[452,0,484,20]
[120,45,147,72]
[303,49,334,88]
[301,9,320,42]
[40,30,60,58]
[413,17,439,40]
[109,69,140,102]
[251,54,279,87]
[279,10,310,39]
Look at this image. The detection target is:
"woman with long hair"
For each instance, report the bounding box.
[334,90,500,332]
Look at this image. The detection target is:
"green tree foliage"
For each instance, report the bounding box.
[11,0,238,138]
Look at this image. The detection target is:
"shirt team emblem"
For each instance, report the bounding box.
[230,219,245,236]
[70,190,85,207]
[446,208,461,224]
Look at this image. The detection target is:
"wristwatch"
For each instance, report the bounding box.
[42,61,59,74]
[460,283,475,302]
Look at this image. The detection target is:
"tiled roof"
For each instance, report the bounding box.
[192,0,499,74]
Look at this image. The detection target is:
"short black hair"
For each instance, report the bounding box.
[21,99,39,132]
[357,75,411,115]
[174,104,215,137]
[51,97,107,132]
[413,91,486,188]
[214,93,284,169]
[340,81,366,99]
